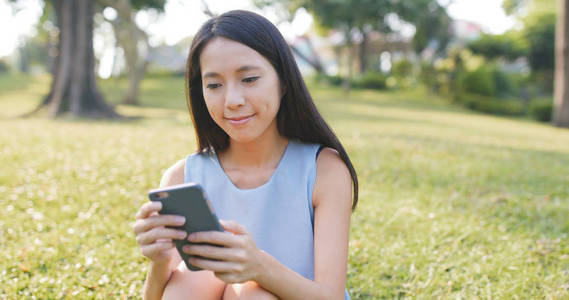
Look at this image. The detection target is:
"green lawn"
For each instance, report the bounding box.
[1,74,568,299]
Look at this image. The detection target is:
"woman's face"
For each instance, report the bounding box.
[199,37,283,144]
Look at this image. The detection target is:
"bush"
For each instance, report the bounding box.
[529,99,553,122]
[420,61,439,92]
[351,72,387,90]
[314,73,344,86]
[0,60,10,73]
[391,59,414,79]
[458,66,496,96]
[457,93,525,116]
[458,65,516,98]
[493,69,515,97]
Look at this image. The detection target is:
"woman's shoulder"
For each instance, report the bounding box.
[159,151,214,187]
[159,159,186,187]
[316,147,346,174]
[313,147,351,208]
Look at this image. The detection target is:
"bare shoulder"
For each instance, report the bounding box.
[313,147,352,208]
[159,159,186,187]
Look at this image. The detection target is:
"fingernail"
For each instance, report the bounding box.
[175,216,186,224]
[187,234,195,241]
[178,231,187,239]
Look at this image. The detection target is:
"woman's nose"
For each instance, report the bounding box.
[225,85,245,109]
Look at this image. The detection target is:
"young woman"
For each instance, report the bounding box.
[133,10,358,300]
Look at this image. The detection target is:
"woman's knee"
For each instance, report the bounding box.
[162,265,226,300]
[223,281,279,300]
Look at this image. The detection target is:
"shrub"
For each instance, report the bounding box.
[420,61,439,92]
[529,99,553,122]
[314,73,344,86]
[493,69,515,97]
[458,65,517,98]
[351,72,387,90]
[457,93,525,116]
[0,60,10,73]
[391,59,414,79]
[458,66,496,96]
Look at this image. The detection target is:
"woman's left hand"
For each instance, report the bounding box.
[182,220,264,283]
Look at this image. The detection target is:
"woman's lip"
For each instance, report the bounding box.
[226,114,254,125]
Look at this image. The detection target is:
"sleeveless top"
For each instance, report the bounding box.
[184,140,350,300]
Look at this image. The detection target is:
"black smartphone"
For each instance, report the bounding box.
[148,182,223,271]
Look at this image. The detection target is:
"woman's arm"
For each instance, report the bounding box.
[141,159,185,300]
[184,148,352,299]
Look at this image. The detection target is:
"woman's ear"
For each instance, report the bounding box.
[281,84,287,97]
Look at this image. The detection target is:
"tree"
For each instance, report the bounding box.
[29,0,119,118]
[98,0,165,105]
[256,0,449,75]
[503,0,567,126]
[467,32,527,61]
[554,0,569,127]
[411,2,451,57]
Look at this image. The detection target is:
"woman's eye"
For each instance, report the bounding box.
[242,76,259,83]
[206,83,221,89]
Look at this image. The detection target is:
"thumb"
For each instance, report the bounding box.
[220,220,247,235]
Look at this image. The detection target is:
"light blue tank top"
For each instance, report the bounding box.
[184,139,350,300]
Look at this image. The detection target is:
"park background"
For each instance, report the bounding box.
[1,0,569,298]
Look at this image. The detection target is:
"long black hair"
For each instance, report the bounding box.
[185,10,359,209]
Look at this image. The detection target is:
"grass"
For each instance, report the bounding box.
[1,74,568,299]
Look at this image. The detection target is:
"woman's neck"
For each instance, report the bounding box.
[220,133,289,170]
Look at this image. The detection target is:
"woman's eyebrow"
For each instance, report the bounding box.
[202,66,261,78]
[203,71,219,79]
[236,65,261,72]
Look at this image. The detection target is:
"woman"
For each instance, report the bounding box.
[133,10,358,300]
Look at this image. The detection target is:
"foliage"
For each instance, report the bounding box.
[503,0,557,17]
[130,0,166,11]
[351,72,388,90]
[457,65,516,98]
[406,0,452,55]
[467,32,527,61]
[458,66,497,97]
[391,59,414,79]
[255,0,449,73]
[0,60,10,73]
[314,73,344,86]
[529,98,554,122]
[523,13,556,73]
[456,93,525,116]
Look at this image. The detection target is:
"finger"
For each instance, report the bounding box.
[133,214,186,234]
[182,244,244,261]
[141,241,175,258]
[187,231,240,247]
[136,201,162,220]
[136,227,187,246]
[214,272,241,284]
[219,220,248,235]
[189,257,242,273]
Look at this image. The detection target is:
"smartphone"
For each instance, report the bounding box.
[148,182,223,271]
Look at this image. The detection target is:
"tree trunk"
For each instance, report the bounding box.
[30,0,119,118]
[102,0,149,105]
[358,30,368,74]
[343,36,354,95]
[554,0,569,127]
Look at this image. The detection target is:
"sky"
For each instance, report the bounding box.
[0,0,517,59]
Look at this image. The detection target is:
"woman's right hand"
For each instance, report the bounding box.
[133,201,187,264]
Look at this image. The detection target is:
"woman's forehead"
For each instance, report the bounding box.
[200,37,270,74]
